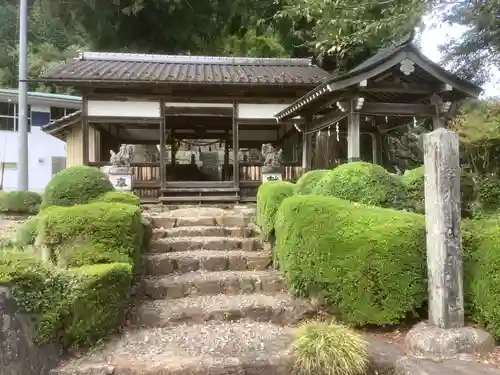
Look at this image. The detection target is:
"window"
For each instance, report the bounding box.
[51,156,66,176]
[0,102,32,132]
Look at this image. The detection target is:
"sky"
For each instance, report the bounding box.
[419,13,499,98]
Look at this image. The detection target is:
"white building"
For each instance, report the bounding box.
[0,89,81,192]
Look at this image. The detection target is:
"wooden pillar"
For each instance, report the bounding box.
[170,129,176,168]
[301,116,312,172]
[232,102,239,188]
[371,132,383,165]
[82,95,89,165]
[347,99,360,162]
[159,100,166,189]
[223,128,230,181]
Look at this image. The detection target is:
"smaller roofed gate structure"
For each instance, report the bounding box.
[40,52,332,203]
[274,33,482,169]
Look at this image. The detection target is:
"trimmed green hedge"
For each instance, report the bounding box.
[312,162,408,210]
[94,191,141,206]
[256,181,295,240]
[63,262,132,348]
[403,165,476,215]
[275,195,426,326]
[42,165,113,208]
[294,170,330,195]
[462,217,500,339]
[13,215,39,248]
[0,191,41,214]
[0,250,132,348]
[37,202,143,268]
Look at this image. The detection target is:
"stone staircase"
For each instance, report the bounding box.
[51,205,315,375]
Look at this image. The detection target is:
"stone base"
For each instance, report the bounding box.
[404,322,495,361]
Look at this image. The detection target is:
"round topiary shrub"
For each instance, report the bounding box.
[0,191,42,214]
[294,169,330,195]
[13,215,39,248]
[42,166,113,208]
[95,191,140,207]
[312,162,407,209]
[256,181,295,240]
[291,320,369,375]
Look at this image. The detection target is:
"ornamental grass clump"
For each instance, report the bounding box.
[291,320,369,375]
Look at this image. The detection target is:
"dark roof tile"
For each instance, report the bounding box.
[42,52,332,86]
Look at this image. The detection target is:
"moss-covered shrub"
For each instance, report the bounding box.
[275,195,426,326]
[291,320,369,375]
[13,215,39,248]
[403,166,476,215]
[95,191,140,207]
[0,249,133,348]
[312,162,408,209]
[63,262,132,348]
[0,190,41,214]
[37,202,143,268]
[42,165,113,208]
[462,217,500,339]
[294,170,330,195]
[256,181,295,240]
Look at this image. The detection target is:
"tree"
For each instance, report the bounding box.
[276,0,431,72]
[439,0,500,85]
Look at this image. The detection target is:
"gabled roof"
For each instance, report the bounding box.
[40,52,333,87]
[42,110,82,140]
[275,33,483,120]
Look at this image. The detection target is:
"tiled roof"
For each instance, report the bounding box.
[42,52,332,86]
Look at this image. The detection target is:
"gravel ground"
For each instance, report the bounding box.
[0,217,24,243]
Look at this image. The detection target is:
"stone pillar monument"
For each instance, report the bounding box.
[405,128,494,360]
[261,143,283,183]
[107,144,134,192]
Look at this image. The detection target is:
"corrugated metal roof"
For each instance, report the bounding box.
[41,52,332,86]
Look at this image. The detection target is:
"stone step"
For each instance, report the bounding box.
[152,225,255,240]
[147,213,253,230]
[144,250,272,275]
[150,236,263,253]
[50,322,293,375]
[132,293,315,327]
[141,270,286,299]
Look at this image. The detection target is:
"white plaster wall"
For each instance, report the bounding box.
[88,100,161,118]
[0,127,66,192]
[237,103,292,119]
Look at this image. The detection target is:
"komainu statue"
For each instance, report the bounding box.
[261,143,283,167]
[110,144,134,167]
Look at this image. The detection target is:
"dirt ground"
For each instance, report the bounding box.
[0,217,25,243]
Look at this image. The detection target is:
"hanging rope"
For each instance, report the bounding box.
[174,139,224,147]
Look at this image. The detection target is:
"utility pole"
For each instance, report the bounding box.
[17,0,29,191]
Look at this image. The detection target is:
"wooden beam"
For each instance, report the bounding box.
[359,82,447,95]
[308,111,348,133]
[360,102,437,117]
[159,99,166,189]
[82,95,90,164]
[164,106,233,117]
[232,102,240,189]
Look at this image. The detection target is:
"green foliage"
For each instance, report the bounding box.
[462,216,500,339]
[13,215,39,248]
[291,320,369,375]
[37,202,143,268]
[63,263,132,348]
[277,0,428,71]
[256,181,295,240]
[275,195,426,326]
[95,191,141,207]
[476,175,500,212]
[42,165,113,208]
[294,169,330,195]
[313,162,408,210]
[402,166,476,215]
[0,249,132,348]
[0,191,42,214]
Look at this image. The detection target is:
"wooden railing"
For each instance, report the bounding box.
[239,162,302,182]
